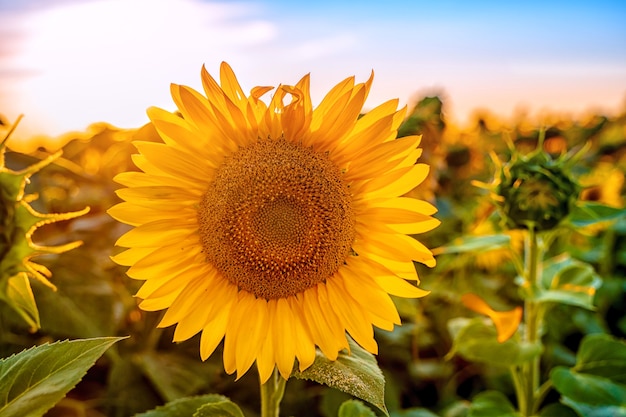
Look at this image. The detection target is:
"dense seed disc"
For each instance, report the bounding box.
[198,139,355,299]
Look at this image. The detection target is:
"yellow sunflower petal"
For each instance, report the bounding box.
[340,265,401,326]
[110,247,157,267]
[288,297,316,371]
[200,295,234,360]
[234,296,269,379]
[462,293,523,343]
[219,61,247,107]
[108,202,196,227]
[274,298,297,379]
[257,301,277,383]
[326,278,378,354]
[354,163,430,201]
[355,232,436,267]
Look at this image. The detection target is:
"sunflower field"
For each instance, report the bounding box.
[1,68,626,417]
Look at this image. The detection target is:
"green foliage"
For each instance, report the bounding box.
[138,351,213,402]
[468,391,518,417]
[538,403,579,417]
[551,334,626,416]
[390,408,440,417]
[567,202,626,228]
[193,399,245,417]
[1,97,625,416]
[447,318,541,366]
[3,273,39,330]
[294,337,389,416]
[0,337,124,417]
[133,394,242,417]
[338,400,378,417]
[435,234,510,255]
[537,254,602,310]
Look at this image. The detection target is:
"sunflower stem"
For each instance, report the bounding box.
[260,368,287,417]
[518,225,542,416]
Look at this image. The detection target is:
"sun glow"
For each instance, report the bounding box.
[0,0,276,147]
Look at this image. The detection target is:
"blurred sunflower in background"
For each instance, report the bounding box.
[109,62,439,382]
[0,117,89,331]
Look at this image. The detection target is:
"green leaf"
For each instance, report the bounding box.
[567,202,626,228]
[551,367,626,406]
[32,252,123,338]
[538,403,578,417]
[468,391,519,417]
[574,334,626,384]
[105,356,161,417]
[0,337,125,417]
[293,337,388,416]
[390,408,440,417]
[537,255,601,310]
[4,272,40,331]
[561,401,626,417]
[338,400,377,417]
[446,318,541,366]
[134,394,234,417]
[436,234,510,255]
[193,399,244,417]
[139,352,212,402]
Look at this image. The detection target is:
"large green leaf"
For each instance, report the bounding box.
[567,202,626,228]
[551,367,626,406]
[338,400,377,417]
[436,234,510,255]
[0,337,124,417]
[574,334,626,384]
[561,402,626,417]
[134,394,235,417]
[293,337,388,416]
[537,255,601,310]
[193,399,244,417]
[550,334,626,417]
[468,391,519,417]
[446,318,541,366]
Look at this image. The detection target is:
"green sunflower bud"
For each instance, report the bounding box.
[495,146,581,231]
[0,117,89,331]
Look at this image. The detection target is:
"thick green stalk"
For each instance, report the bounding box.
[260,368,287,417]
[519,225,542,416]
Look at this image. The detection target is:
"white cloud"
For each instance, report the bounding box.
[0,0,278,138]
[291,33,358,60]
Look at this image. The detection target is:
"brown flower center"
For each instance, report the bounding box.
[197,139,354,299]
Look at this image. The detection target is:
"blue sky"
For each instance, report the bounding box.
[0,0,625,144]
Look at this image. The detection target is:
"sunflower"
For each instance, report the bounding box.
[0,118,89,330]
[109,63,440,382]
